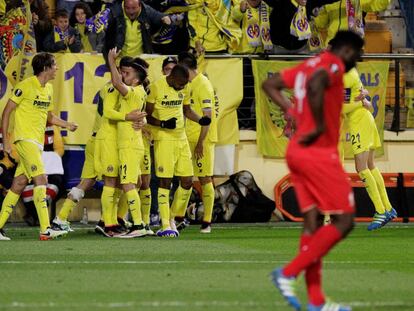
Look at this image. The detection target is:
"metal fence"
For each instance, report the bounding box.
[205,54,414,133]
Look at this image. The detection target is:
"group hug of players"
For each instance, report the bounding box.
[0,50,218,240]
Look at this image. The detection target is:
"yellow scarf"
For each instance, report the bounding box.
[290,0,311,41]
[245,2,272,51]
[54,26,70,52]
[346,0,364,37]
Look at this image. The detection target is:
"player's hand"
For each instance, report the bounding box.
[198,116,211,126]
[126,110,146,122]
[161,15,172,25]
[160,117,177,129]
[362,98,373,110]
[142,127,152,140]
[354,88,369,102]
[299,126,324,146]
[108,47,120,63]
[32,12,39,25]
[132,117,146,130]
[68,36,75,45]
[195,142,204,160]
[67,122,78,132]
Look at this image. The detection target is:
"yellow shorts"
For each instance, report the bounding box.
[347,109,381,155]
[94,138,118,178]
[80,137,97,179]
[14,140,45,180]
[189,141,215,177]
[119,148,144,184]
[154,139,193,178]
[140,137,151,175]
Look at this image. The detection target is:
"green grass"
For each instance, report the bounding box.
[0,224,414,311]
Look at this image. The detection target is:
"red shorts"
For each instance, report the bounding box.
[286,146,355,215]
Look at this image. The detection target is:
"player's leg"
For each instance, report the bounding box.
[140,174,153,234]
[355,151,387,230]
[368,150,397,221]
[199,176,214,233]
[101,176,120,236]
[154,140,178,237]
[0,173,28,240]
[170,140,193,232]
[54,178,95,231]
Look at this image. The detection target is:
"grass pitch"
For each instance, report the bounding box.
[0,223,413,311]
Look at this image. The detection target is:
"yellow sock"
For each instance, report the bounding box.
[171,186,192,219]
[359,169,385,214]
[112,188,121,224]
[101,186,116,227]
[33,185,50,232]
[117,191,129,219]
[0,191,20,228]
[126,189,142,225]
[370,167,392,212]
[158,187,170,230]
[201,183,215,223]
[139,188,151,225]
[58,198,77,221]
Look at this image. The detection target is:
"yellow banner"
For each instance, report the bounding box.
[0,54,242,145]
[253,60,389,158]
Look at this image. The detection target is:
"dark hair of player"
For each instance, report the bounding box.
[170,64,189,80]
[177,51,197,70]
[32,52,55,76]
[329,30,364,52]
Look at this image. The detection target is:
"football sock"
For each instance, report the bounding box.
[139,188,151,225]
[101,186,116,227]
[158,187,170,230]
[301,234,325,306]
[370,167,392,212]
[33,185,50,232]
[112,188,121,225]
[58,198,77,221]
[0,190,20,229]
[202,182,215,223]
[126,189,142,226]
[283,224,342,277]
[359,169,385,214]
[117,191,129,220]
[171,185,192,219]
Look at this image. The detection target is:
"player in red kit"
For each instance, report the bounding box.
[262,31,364,311]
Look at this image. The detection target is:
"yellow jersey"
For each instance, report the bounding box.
[96,82,123,140]
[186,73,218,143]
[77,24,93,52]
[121,4,143,57]
[147,76,190,141]
[187,1,227,52]
[117,85,147,149]
[9,76,54,146]
[342,68,363,116]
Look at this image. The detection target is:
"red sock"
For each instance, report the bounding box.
[283,225,342,277]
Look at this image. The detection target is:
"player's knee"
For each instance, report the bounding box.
[11,176,28,194]
[199,176,212,185]
[180,177,193,190]
[68,187,85,202]
[33,174,47,186]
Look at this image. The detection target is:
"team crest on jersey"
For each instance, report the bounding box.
[158,166,164,173]
[178,93,184,99]
[108,87,114,93]
[107,165,114,172]
[330,64,339,74]
[31,165,37,172]
[14,89,23,97]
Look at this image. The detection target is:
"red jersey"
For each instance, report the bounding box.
[281,51,345,152]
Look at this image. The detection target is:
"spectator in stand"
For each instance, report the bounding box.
[30,0,53,52]
[43,9,82,53]
[70,2,105,52]
[57,0,81,15]
[103,0,172,61]
[231,0,272,54]
[21,124,65,226]
[146,0,189,54]
[265,0,338,54]
[187,0,228,53]
[315,0,391,46]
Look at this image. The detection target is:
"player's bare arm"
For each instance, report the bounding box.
[183,104,211,126]
[107,47,129,97]
[194,107,212,160]
[47,112,78,132]
[262,73,292,112]
[299,69,329,146]
[145,102,163,127]
[1,99,17,155]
